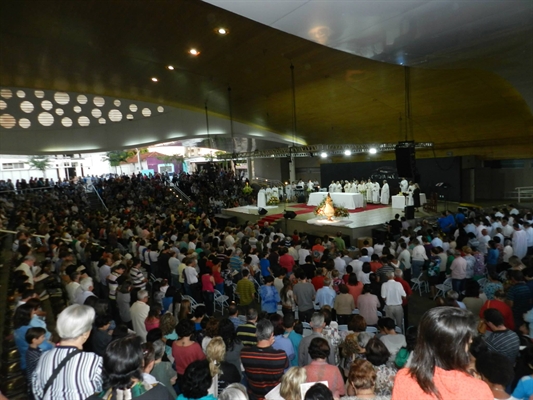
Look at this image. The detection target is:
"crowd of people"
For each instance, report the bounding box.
[2,170,533,400]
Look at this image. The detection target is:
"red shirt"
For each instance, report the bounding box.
[312,275,325,291]
[347,282,364,305]
[342,274,350,284]
[394,277,412,306]
[370,261,382,273]
[279,254,295,272]
[479,299,515,331]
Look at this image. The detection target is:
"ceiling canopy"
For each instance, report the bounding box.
[0,0,531,158]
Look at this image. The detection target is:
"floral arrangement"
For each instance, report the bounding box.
[267,196,280,205]
[314,197,349,218]
[242,185,253,195]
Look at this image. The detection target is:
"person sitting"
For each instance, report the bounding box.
[344,358,389,400]
[475,351,515,400]
[304,337,345,399]
[87,335,174,400]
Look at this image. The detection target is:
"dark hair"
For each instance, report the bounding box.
[25,326,46,344]
[464,280,479,298]
[348,273,359,286]
[269,314,284,336]
[146,328,163,343]
[404,326,418,352]
[362,262,371,274]
[25,297,42,310]
[176,319,195,338]
[483,308,504,326]
[362,284,372,294]
[469,335,488,359]
[348,315,367,332]
[378,317,396,331]
[365,337,390,366]
[282,313,295,329]
[228,303,239,316]
[194,305,206,319]
[264,275,274,284]
[475,351,514,386]
[218,317,239,350]
[95,313,112,328]
[304,383,334,400]
[14,303,34,329]
[112,324,130,341]
[308,337,330,360]
[339,284,349,294]
[102,335,143,390]
[294,321,303,335]
[205,317,220,338]
[181,360,212,398]
[409,307,476,399]
[141,342,155,368]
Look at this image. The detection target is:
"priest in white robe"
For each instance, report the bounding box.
[257,188,266,208]
[512,225,528,259]
[335,181,343,193]
[344,182,351,193]
[357,181,365,194]
[352,180,359,193]
[380,180,390,205]
[372,181,380,204]
[407,182,415,206]
[365,180,374,203]
[307,180,314,192]
[329,181,336,193]
[400,178,409,194]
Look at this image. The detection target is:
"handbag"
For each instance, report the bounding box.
[477,301,490,334]
[40,349,82,399]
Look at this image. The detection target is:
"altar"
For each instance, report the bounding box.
[391,193,427,209]
[307,192,364,209]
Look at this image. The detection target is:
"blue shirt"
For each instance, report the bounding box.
[487,248,499,265]
[514,374,533,399]
[260,258,271,277]
[230,256,243,272]
[285,330,302,367]
[260,285,280,314]
[273,335,295,365]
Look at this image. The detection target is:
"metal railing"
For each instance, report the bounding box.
[516,186,533,203]
[85,183,109,211]
[170,184,191,202]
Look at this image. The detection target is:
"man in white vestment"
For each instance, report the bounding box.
[407,181,415,206]
[400,178,409,194]
[344,181,351,193]
[335,181,343,193]
[381,180,390,205]
[366,180,374,203]
[512,224,528,259]
[372,181,380,203]
[257,188,267,208]
[329,181,336,193]
[307,180,314,192]
[358,181,365,194]
[352,180,359,193]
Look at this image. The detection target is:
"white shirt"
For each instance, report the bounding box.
[298,249,310,265]
[411,245,428,262]
[15,262,34,285]
[349,259,363,275]
[99,264,111,286]
[381,279,406,306]
[333,257,346,275]
[184,266,198,284]
[168,256,180,275]
[130,300,150,342]
[363,246,374,256]
[398,249,411,270]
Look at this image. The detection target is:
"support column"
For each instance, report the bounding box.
[247,157,254,180]
[289,156,296,184]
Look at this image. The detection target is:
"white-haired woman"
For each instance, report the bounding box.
[32,304,103,400]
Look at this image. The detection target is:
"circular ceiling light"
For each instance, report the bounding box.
[35,90,45,98]
[320,152,327,158]
[109,109,123,122]
[167,65,174,70]
[78,116,90,126]
[54,92,70,105]
[129,104,138,112]
[189,48,200,56]
[38,112,54,126]
[93,96,105,107]
[77,94,88,104]
[344,150,352,156]
[0,114,16,129]
[157,106,164,113]
[20,101,34,113]
[141,108,151,117]
[114,99,121,107]
[73,105,82,113]
[16,90,26,98]
[55,108,64,116]
[19,118,31,128]
[151,77,158,82]
[61,117,73,127]
[41,100,53,110]
[368,148,377,154]
[126,114,134,120]
[217,28,228,35]
[0,89,12,99]
[0,100,7,110]
[91,108,102,118]
[98,118,106,124]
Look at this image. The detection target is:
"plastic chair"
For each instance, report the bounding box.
[182,295,204,311]
[411,272,429,296]
[351,309,360,314]
[434,277,453,300]
[214,290,229,314]
[338,324,348,331]
[365,326,378,334]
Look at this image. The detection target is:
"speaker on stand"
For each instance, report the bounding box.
[395,142,416,179]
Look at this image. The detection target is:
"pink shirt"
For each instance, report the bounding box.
[201,274,214,292]
[357,293,381,325]
[305,359,345,398]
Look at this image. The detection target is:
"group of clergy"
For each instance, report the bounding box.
[328,179,390,205]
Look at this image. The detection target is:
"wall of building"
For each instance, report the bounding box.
[473,159,533,200]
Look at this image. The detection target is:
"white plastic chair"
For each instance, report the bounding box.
[351,309,360,314]
[434,277,453,300]
[338,324,348,332]
[365,326,378,334]
[411,272,429,296]
[214,290,229,314]
[302,322,313,337]
[182,295,204,311]
[377,311,383,318]
[477,278,487,290]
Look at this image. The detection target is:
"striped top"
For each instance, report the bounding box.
[241,345,288,400]
[484,329,520,362]
[129,267,146,289]
[32,346,103,400]
[236,323,257,347]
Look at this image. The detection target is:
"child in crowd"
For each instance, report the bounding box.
[25,327,46,399]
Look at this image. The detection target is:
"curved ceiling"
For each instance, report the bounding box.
[0,0,532,159]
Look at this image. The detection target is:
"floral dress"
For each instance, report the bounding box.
[374,364,397,397]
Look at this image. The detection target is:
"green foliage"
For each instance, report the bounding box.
[156,154,185,164]
[104,151,132,167]
[28,156,51,172]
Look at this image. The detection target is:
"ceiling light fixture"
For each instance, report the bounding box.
[344,149,351,156]
[320,152,327,158]
[217,28,228,35]
[151,77,158,82]
[369,148,377,154]
[189,48,200,56]
[167,65,174,70]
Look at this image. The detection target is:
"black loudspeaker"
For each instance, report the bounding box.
[258,208,268,216]
[284,211,297,219]
[395,146,416,178]
[404,205,415,219]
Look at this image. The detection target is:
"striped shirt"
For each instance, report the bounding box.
[236,323,257,347]
[484,329,520,362]
[32,346,103,400]
[241,345,288,400]
[129,267,145,289]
